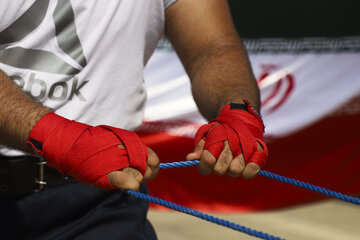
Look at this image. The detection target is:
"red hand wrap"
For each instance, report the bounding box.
[27,113,148,189]
[194,101,268,166]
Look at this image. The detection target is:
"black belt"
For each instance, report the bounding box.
[0,155,75,196]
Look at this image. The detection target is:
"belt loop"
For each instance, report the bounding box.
[34,156,47,192]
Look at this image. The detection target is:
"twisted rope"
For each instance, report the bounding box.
[127,160,359,240]
[160,160,360,206]
[159,159,200,169]
[126,189,285,240]
[257,170,360,205]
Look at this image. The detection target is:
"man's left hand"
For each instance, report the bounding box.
[187,138,263,179]
[186,101,268,179]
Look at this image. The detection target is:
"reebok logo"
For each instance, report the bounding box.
[0,0,89,101]
[12,73,88,102]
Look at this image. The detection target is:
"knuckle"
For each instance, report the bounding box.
[228,158,245,175]
[147,157,159,168]
[226,148,233,158]
[215,156,227,168]
[229,165,243,175]
[224,152,234,165]
[213,165,227,175]
[144,165,159,181]
[194,145,203,152]
[144,168,152,179]
[201,155,216,166]
[237,156,246,167]
[147,149,160,167]
[194,139,205,151]
[126,168,143,181]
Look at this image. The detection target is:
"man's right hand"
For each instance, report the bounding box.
[27,112,159,190]
[1,70,159,191]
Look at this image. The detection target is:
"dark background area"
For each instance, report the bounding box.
[228,0,360,38]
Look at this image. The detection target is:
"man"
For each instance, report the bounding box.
[0,0,267,239]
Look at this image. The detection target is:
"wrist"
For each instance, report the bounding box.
[214,100,265,139]
[222,99,263,123]
[229,100,262,121]
[27,112,70,155]
[0,106,52,152]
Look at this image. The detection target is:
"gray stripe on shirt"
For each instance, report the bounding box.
[164,0,177,9]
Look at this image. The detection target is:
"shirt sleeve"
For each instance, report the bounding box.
[164,0,177,9]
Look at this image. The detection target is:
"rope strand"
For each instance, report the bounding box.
[126,189,285,240]
[160,160,360,206]
[257,170,360,205]
[126,160,359,240]
[159,160,200,169]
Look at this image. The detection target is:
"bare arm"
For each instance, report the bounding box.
[0,70,51,151]
[0,70,159,190]
[166,0,265,179]
[165,0,259,120]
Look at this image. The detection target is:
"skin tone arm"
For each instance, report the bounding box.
[165,0,263,179]
[0,70,158,190]
[0,70,51,151]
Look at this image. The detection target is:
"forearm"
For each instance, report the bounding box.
[188,40,259,120]
[165,0,260,120]
[0,70,51,151]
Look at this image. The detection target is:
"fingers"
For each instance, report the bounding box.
[213,141,233,175]
[210,141,259,178]
[108,146,160,191]
[241,162,260,179]
[196,140,264,178]
[227,153,245,177]
[186,139,205,161]
[240,142,263,179]
[143,148,160,181]
[197,140,245,177]
[186,123,221,161]
[107,167,143,191]
[106,144,142,190]
[198,149,217,175]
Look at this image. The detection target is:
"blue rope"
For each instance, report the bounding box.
[257,170,360,205]
[160,160,360,206]
[126,160,359,239]
[126,189,285,240]
[159,159,200,169]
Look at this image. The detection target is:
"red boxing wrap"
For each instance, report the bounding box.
[27,113,148,189]
[194,100,268,167]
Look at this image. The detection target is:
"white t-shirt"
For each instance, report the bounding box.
[0,0,176,155]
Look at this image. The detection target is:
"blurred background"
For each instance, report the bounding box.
[139,1,360,239]
[228,0,359,38]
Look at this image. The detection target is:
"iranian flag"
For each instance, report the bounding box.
[138,37,360,212]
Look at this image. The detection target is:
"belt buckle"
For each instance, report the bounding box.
[33,157,47,192]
